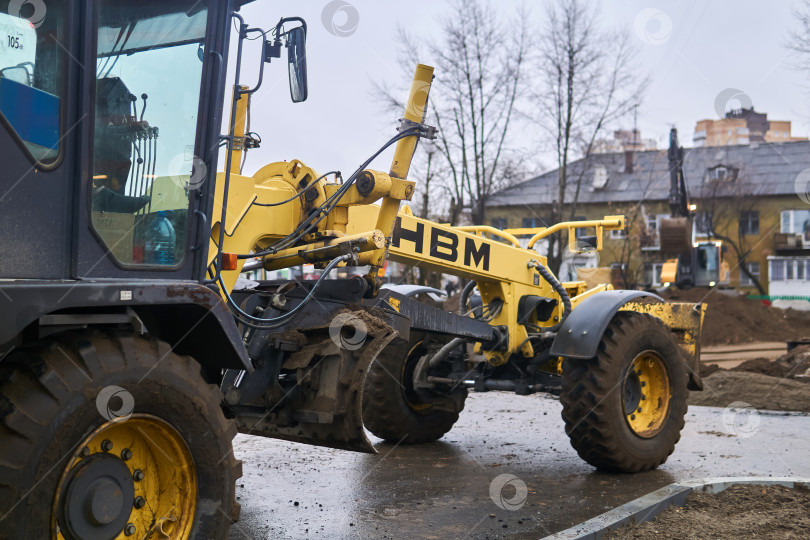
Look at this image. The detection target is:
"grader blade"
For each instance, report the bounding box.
[231,308,405,453]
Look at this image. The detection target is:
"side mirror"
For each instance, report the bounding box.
[286,26,307,103]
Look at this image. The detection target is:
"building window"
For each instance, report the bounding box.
[739,211,759,236]
[740,262,760,287]
[610,228,626,239]
[770,259,785,281]
[708,165,738,182]
[491,217,507,230]
[773,259,810,281]
[572,216,590,239]
[694,212,713,236]
[522,217,542,229]
[641,214,670,250]
[781,210,810,244]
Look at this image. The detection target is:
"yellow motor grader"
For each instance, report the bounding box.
[0,1,704,538]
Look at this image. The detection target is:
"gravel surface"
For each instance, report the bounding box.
[605,484,810,539]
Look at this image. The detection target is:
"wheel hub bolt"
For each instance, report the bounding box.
[121,448,132,461]
[641,394,646,400]
[637,407,642,413]
[630,414,636,420]
[640,381,646,387]
[124,523,136,536]
[80,446,91,457]
[101,440,113,452]
[133,496,146,509]
[133,469,144,482]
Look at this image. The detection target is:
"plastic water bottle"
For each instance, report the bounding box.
[145,211,176,265]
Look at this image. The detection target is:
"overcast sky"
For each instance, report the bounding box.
[231,0,810,182]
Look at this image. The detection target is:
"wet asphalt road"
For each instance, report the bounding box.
[227,393,810,540]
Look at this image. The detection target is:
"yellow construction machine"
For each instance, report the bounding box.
[0,2,704,538]
[659,128,723,288]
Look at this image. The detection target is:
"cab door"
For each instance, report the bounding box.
[75,0,228,280]
[0,0,79,279]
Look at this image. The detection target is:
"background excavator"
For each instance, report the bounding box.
[660,128,723,288]
[0,1,704,538]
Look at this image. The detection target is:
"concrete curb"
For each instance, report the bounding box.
[542,476,810,540]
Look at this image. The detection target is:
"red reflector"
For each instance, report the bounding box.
[222,253,238,271]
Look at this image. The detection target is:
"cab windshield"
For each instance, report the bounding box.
[91,0,209,267]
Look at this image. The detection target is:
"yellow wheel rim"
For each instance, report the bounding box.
[622,351,672,438]
[53,414,197,539]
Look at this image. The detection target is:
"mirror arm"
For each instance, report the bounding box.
[241,27,268,96]
[275,16,307,38]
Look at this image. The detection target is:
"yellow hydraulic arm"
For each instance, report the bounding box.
[207,63,698,367]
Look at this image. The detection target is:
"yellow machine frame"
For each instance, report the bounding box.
[208,64,702,367]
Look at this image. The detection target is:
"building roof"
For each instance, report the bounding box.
[488,140,810,208]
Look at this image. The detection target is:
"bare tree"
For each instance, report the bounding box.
[373,0,529,225]
[696,167,768,295]
[535,0,648,273]
[601,153,668,288]
[786,0,810,72]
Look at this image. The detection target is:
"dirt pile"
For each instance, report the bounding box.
[605,484,810,540]
[688,370,810,412]
[732,346,810,381]
[661,289,810,345]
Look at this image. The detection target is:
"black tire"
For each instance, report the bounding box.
[363,335,467,444]
[0,330,241,539]
[560,312,688,473]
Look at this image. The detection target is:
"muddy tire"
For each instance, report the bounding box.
[560,312,688,473]
[363,336,467,444]
[0,330,241,539]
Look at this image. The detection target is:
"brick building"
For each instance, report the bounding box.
[693,107,806,147]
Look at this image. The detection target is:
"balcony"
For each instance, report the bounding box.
[774,233,810,252]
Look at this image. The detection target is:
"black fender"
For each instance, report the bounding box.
[550,290,663,359]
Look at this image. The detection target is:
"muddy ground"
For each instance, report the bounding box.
[605,484,810,540]
[229,393,810,540]
[691,346,810,412]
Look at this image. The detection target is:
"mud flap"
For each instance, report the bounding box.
[620,300,706,391]
[231,309,404,453]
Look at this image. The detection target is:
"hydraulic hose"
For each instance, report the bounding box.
[530,261,571,334]
[459,280,476,315]
[427,337,466,368]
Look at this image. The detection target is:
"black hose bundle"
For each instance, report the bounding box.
[530,261,571,333]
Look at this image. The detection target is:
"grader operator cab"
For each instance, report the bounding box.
[0,1,705,538]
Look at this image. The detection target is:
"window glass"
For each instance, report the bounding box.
[695,244,719,284]
[740,262,759,287]
[522,217,543,229]
[771,260,784,281]
[739,210,759,236]
[91,1,208,266]
[490,217,507,230]
[0,1,64,163]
